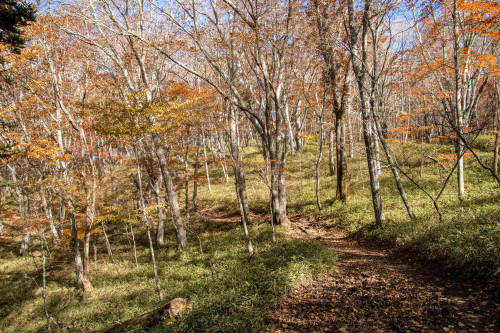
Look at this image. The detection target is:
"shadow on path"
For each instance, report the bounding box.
[267,221,499,332]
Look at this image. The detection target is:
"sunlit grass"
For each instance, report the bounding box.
[197,135,498,280]
[1,134,498,332]
[0,195,336,332]
[258,135,499,281]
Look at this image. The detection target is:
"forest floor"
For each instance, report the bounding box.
[266,215,500,333]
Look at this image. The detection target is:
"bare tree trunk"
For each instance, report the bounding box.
[363,115,386,227]
[81,161,96,291]
[136,155,163,301]
[347,109,354,159]
[328,129,335,176]
[453,0,465,200]
[39,235,51,333]
[151,133,187,250]
[68,199,87,290]
[101,221,119,275]
[184,140,190,239]
[130,221,138,268]
[19,189,30,256]
[228,105,254,254]
[20,232,30,257]
[202,134,212,191]
[275,132,290,230]
[312,0,351,203]
[455,140,465,199]
[372,104,415,220]
[207,136,217,169]
[216,135,230,183]
[268,100,290,230]
[315,117,324,210]
[53,91,95,290]
[93,234,98,273]
[494,87,499,175]
[270,152,289,229]
[59,158,86,289]
[149,174,166,248]
[295,101,304,151]
[494,130,499,176]
[336,108,350,202]
[40,183,59,242]
[221,155,229,182]
[348,0,385,227]
[192,137,200,212]
[374,129,381,176]
[277,164,289,228]
[155,194,166,247]
[58,197,65,239]
[284,102,295,155]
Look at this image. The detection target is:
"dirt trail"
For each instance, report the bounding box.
[267,220,499,332]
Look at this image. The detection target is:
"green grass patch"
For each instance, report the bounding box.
[268,139,499,282]
[0,218,336,332]
[1,137,498,332]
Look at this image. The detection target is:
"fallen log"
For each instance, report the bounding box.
[92,298,191,333]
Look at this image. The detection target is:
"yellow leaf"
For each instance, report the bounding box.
[162,317,177,326]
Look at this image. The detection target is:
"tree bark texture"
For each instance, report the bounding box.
[328,129,335,176]
[151,133,187,250]
[135,154,163,301]
[348,0,386,227]
[228,105,254,253]
[335,110,350,202]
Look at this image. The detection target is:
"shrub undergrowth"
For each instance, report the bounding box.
[0,217,336,332]
[271,137,499,282]
[1,135,498,332]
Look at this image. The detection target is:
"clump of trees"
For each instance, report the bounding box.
[0,0,498,302]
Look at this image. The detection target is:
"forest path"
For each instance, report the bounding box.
[266,218,499,332]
